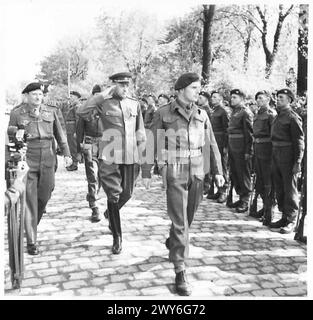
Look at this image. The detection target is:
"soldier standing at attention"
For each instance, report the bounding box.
[8,82,72,255]
[251,90,276,224]
[207,90,230,203]
[227,89,254,213]
[142,73,224,296]
[77,72,146,254]
[76,84,103,223]
[197,91,212,196]
[269,89,304,234]
[65,91,81,171]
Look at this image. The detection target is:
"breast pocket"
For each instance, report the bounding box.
[104,111,123,127]
[41,112,54,135]
[190,116,205,148]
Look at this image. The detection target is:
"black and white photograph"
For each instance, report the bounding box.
[1,0,310,302]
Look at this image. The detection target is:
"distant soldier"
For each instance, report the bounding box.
[269,89,304,234]
[142,73,224,296]
[64,91,81,171]
[157,93,170,107]
[252,90,276,225]
[169,95,177,103]
[77,72,146,255]
[76,84,103,222]
[143,93,158,129]
[197,91,212,195]
[8,82,72,255]
[207,90,230,203]
[227,89,253,213]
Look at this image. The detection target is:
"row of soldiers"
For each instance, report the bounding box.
[6,72,306,296]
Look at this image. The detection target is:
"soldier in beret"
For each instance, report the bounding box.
[158,94,170,107]
[269,89,304,233]
[8,82,72,255]
[144,93,158,129]
[142,72,224,296]
[207,90,230,203]
[252,90,277,224]
[64,90,82,171]
[227,89,254,213]
[77,72,146,254]
[76,84,103,223]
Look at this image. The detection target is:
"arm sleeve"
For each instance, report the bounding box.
[243,111,254,156]
[76,116,85,153]
[290,115,305,164]
[53,110,71,157]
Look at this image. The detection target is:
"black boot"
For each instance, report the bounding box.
[107,201,122,254]
[175,270,192,296]
[91,207,101,223]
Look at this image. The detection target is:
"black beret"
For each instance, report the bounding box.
[276,88,294,102]
[210,90,220,96]
[92,84,101,95]
[170,95,177,99]
[109,72,132,83]
[230,89,245,98]
[22,82,44,94]
[174,72,200,90]
[255,90,270,100]
[199,91,210,100]
[70,91,81,98]
[158,93,170,101]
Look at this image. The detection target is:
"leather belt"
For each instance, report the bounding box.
[229,133,244,138]
[272,141,292,147]
[27,139,53,148]
[254,137,271,143]
[214,131,226,135]
[66,120,76,124]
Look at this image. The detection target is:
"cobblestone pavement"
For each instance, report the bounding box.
[4,157,307,297]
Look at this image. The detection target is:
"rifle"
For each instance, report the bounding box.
[248,172,259,217]
[294,171,306,244]
[226,176,234,207]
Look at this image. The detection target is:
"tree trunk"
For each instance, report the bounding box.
[202,5,215,83]
[297,4,308,96]
[243,34,251,72]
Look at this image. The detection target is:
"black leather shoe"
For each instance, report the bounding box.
[236,203,248,213]
[207,192,220,200]
[175,271,192,296]
[91,207,101,222]
[216,193,227,203]
[269,218,288,229]
[66,164,78,171]
[165,237,170,250]
[112,236,122,254]
[280,222,295,234]
[249,208,264,218]
[227,200,241,208]
[27,244,39,255]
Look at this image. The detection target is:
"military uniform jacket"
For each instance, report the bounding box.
[141,99,223,179]
[253,107,276,138]
[144,105,157,129]
[228,105,253,155]
[76,112,103,153]
[8,104,70,156]
[210,104,229,148]
[77,93,146,164]
[271,108,304,164]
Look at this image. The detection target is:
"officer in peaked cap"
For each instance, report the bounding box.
[269,88,304,234]
[227,89,254,213]
[8,82,72,255]
[141,72,224,296]
[76,72,146,255]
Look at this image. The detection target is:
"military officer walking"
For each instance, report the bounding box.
[64,91,81,171]
[227,89,254,213]
[206,90,229,203]
[8,82,72,255]
[142,73,224,296]
[77,72,146,255]
[251,90,276,224]
[269,89,304,233]
[76,85,103,222]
